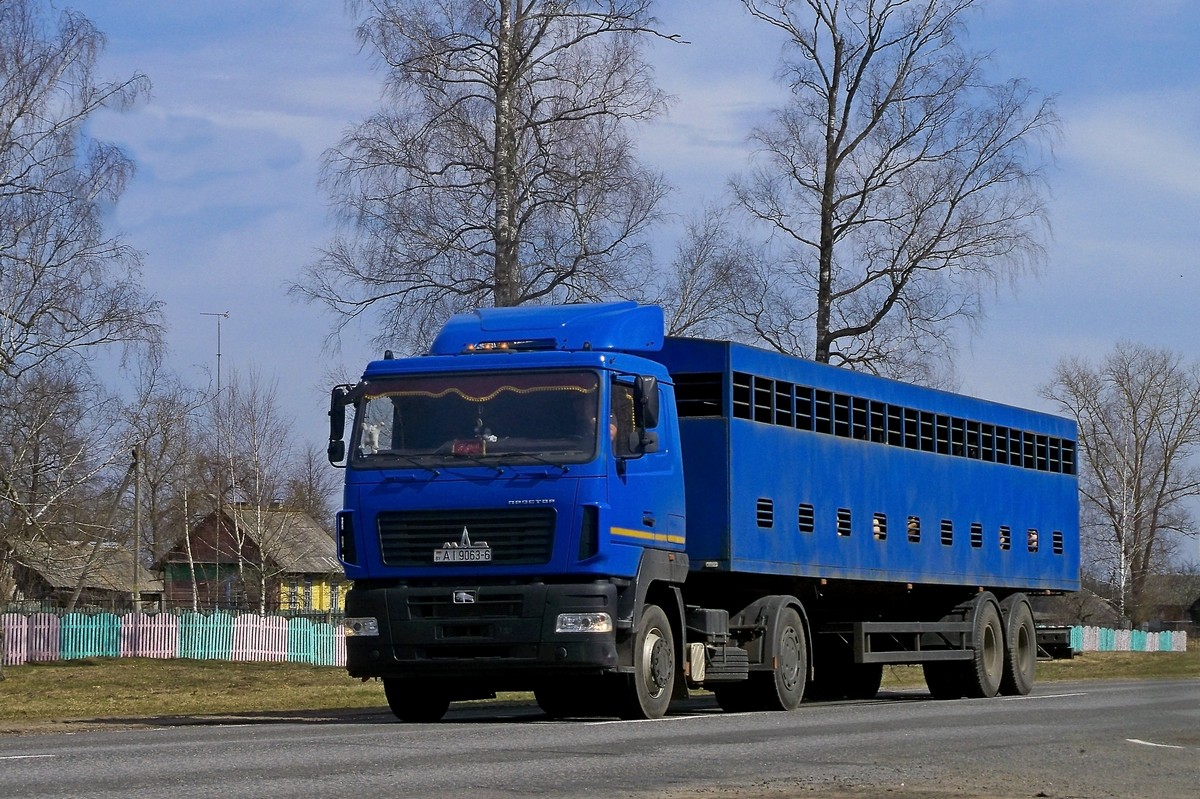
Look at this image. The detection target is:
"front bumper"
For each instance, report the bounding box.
[344,580,621,689]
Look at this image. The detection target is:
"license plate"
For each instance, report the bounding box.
[434,548,492,563]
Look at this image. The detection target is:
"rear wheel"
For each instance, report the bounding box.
[965,596,1005,698]
[999,595,1037,696]
[716,605,807,712]
[383,678,450,722]
[759,606,806,710]
[618,604,675,719]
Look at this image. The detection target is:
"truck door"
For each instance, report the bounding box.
[607,376,686,557]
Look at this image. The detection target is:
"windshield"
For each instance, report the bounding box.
[351,371,600,467]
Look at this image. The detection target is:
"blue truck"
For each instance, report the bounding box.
[327,302,1079,721]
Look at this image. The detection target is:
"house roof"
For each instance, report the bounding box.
[225,505,340,574]
[161,504,340,576]
[11,539,163,594]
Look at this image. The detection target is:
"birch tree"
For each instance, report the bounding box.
[730,0,1057,382]
[1043,343,1200,626]
[0,0,160,380]
[294,0,676,353]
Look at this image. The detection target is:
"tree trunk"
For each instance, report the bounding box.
[493,0,520,307]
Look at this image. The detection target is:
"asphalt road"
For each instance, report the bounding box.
[2,679,1198,799]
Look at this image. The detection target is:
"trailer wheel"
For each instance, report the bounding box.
[965,597,1004,698]
[922,661,965,699]
[999,595,1037,696]
[619,603,675,719]
[383,678,450,722]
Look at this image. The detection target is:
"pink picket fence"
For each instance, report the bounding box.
[1,611,346,667]
[232,614,290,662]
[120,613,180,658]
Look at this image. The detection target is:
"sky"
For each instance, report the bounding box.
[79,0,1200,463]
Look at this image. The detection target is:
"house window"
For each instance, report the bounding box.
[303,577,314,610]
[287,579,300,609]
[330,581,341,613]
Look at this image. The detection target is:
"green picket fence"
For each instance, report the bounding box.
[2,611,346,667]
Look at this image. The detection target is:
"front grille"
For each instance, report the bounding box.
[377,508,556,566]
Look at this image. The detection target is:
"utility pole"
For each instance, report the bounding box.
[132,444,141,608]
[202,311,230,609]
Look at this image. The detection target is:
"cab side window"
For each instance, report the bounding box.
[611,383,636,458]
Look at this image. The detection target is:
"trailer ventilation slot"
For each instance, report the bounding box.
[907,516,921,543]
[999,525,1012,551]
[756,498,774,528]
[837,508,852,537]
[872,513,887,540]
[1052,529,1064,555]
[726,372,1076,475]
[940,520,953,546]
[970,522,983,548]
[797,504,815,534]
[674,373,724,417]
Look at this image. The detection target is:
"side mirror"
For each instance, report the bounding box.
[635,375,659,429]
[328,385,350,465]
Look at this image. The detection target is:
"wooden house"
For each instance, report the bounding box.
[6,538,163,612]
[159,503,345,614]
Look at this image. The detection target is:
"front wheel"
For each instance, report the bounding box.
[383,678,451,722]
[618,603,675,719]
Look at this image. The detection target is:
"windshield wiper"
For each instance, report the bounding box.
[492,451,570,473]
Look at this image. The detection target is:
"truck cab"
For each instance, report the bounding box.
[329,302,688,720]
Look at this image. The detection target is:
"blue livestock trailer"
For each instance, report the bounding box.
[328,302,1079,721]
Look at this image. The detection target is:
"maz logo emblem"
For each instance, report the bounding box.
[453,590,477,604]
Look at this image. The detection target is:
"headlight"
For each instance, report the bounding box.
[343,617,379,637]
[555,612,613,634]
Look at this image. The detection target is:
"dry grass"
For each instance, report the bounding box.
[0,658,386,725]
[1,642,1196,730]
[881,641,1200,688]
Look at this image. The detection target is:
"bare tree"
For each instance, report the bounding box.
[0,1,161,380]
[205,367,337,614]
[293,0,676,353]
[1042,343,1200,627]
[728,0,1056,381]
[0,365,131,613]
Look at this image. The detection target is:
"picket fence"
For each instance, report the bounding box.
[0,615,1188,668]
[1069,625,1188,654]
[1,611,346,668]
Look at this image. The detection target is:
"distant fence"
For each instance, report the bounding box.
[1070,625,1188,654]
[1,615,1188,668]
[1,611,346,667]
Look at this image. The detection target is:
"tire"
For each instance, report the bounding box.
[535,677,611,718]
[534,681,574,718]
[999,595,1037,696]
[383,678,451,722]
[712,681,759,713]
[618,603,675,719]
[760,606,807,710]
[719,605,807,712]
[922,661,965,699]
[965,596,1004,698]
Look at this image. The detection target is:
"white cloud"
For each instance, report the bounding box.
[1066,91,1200,200]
